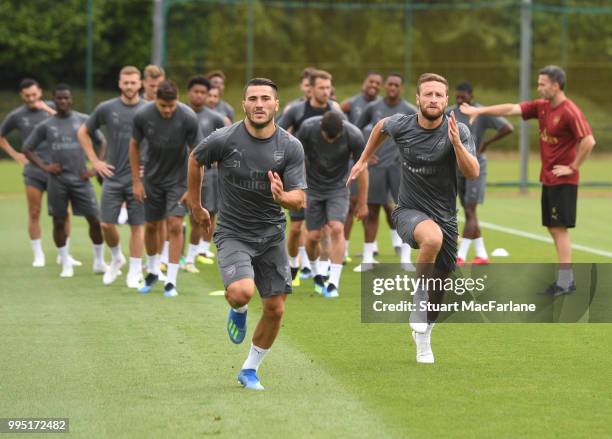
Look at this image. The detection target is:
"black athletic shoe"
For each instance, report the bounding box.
[138,273,159,294]
[290,266,299,281]
[539,281,576,297]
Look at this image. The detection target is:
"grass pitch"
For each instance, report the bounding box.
[0,160,611,438]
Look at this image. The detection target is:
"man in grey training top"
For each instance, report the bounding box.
[355,73,417,272]
[0,78,77,267]
[341,72,383,124]
[23,84,108,278]
[188,78,306,391]
[78,65,147,288]
[348,73,479,364]
[184,75,228,273]
[446,82,513,266]
[130,79,201,297]
[296,111,368,298]
[206,70,235,122]
[340,72,383,263]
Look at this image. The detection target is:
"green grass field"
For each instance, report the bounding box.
[1,160,611,438]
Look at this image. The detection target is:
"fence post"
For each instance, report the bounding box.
[403,1,412,87]
[519,0,532,194]
[85,0,94,113]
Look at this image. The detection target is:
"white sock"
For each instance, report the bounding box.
[473,237,488,259]
[309,259,320,276]
[198,239,211,254]
[328,263,343,288]
[299,246,311,270]
[57,245,69,265]
[241,343,269,372]
[319,259,330,276]
[557,268,574,288]
[401,243,412,264]
[93,244,104,264]
[161,241,170,264]
[109,245,122,263]
[345,240,350,258]
[31,239,43,257]
[166,262,179,286]
[66,237,71,252]
[147,254,160,275]
[289,255,299,268]
[363,242,375,263]
[457,238,472,260]
[426,322,436,337]
[128,257,142,275]
[390,229,402,248]
[233,304,248,313]
[186,244,199,264]
[373,240,379,253]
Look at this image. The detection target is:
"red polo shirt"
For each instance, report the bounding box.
[520,98,591,186]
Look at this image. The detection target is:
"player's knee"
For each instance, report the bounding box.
[263,300,285,320]
[100,222,114,232]
[166,218,182,236]
[307,229,321,243]
[52,217,67,232]
[419,229,443,253]
[225,283,253,307]
[328,222,344,237]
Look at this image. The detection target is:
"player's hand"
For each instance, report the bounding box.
[138,164,145,178]
[268,170,284,204]
[79,168,96,181]
[45,163,62,175]
[192,205,212,236]
[15,153,29,166]
[448,112,462,148]
[552,165,575,177]
[459,103,479,124]
[367,155,379,165]
[34,100,57,115]
[354,201,368,221]
[346,159,367,187]
[93,160,115,178]
[133,180,146,202]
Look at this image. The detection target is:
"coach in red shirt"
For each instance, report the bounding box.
[460,65,596,295]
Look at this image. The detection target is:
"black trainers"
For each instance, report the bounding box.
[539,281,576,297]
[138,273,159,294]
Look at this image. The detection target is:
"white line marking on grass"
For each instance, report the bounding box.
[476,220,612,258]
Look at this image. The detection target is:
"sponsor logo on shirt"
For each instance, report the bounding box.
[540,128,559,145]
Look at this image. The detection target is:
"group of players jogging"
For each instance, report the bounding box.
[1,64,594,388]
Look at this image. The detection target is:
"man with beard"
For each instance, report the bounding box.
[281,67,317,115]
[187,78,306,390]
[446,81,513,266]
[184,75,228,273]
[296,111,368,298]
[354,73,418,272]
[348,73,479,364]
[23,84,108,278]
[78,66,147,288]
[278,70,345,290]
[341,72,383,264]
[130,80,201,297]
[460,66,595,296]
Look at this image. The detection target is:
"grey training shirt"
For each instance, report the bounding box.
[193,121,306,241]
[382,113,475,223]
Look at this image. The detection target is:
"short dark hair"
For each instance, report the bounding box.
[386,72,404,84]
[243,77,278,98]
[366,71,383,80]
[187,75,212,91]
[19,78,39,91]
[156,79,179,100]
[416,73,448,94]
[539,65,566,90]
[54,83,71,94]
[456,81,473,94]
[321,112,343,139]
